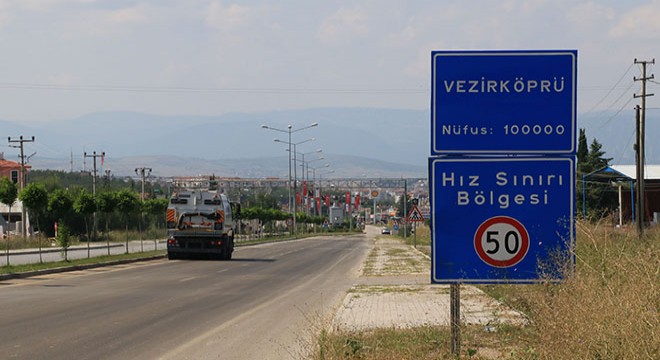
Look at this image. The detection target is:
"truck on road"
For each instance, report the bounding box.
[166,190,239,260]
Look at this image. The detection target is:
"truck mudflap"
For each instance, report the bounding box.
[167,233,234,260]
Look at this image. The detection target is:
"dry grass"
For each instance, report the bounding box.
[505,221,659,359]
[316,221,659,359]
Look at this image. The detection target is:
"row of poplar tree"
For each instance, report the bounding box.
[0,176,168,241]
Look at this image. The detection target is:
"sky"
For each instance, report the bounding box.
[0,0,659,123]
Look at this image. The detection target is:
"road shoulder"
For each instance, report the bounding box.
[331,226,526,331]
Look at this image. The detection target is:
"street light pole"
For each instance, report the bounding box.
[290,149,322,216]
[275,137,315,234]
[317,169,334,217]
[310,164,330,216]
[262,122,318,235]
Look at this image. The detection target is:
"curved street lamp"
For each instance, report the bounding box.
[262,123,318,234]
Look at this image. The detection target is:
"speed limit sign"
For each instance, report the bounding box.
[474,216,529,268]
[429,157,575,283]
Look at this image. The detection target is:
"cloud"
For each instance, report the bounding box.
[318,7,369,44]
[47,73,76,86]
[610,0,660,39]
[14,0,99,12]
[105,5,147,24]
[205,1,255,31]
[567,1,615,26]
[383,25,417,48]
[0,1,12,27]
[60,3,151,37]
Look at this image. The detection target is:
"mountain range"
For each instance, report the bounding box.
[2,107,657,178]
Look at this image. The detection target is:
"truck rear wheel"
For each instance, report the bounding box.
[221,237,234,260]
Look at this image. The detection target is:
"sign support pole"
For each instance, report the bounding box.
[413,221,417,248]
[450,283,460,357]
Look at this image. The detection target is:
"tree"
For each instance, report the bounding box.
[239,207,288,236]
[97,191,117,255]
[56,224,72,261]
[141,197,168,249]
[48,189,73,223]
[577,128,589,172]
[143,198,168,229]
[73,190,96,257]
[0,177,18,265]
[576,129,616,219]
[115,189,139,253]
[19,183,49,263]
[586,139,612,172]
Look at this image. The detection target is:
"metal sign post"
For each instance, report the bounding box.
[407,204,424,248]
[412,197,418,247]
[450,283,460,356]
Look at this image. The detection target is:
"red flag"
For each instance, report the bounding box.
[296,193,301,205]
[303,181,307,198]
[325,195,330,207]
[354,194,360,209]
[346,192,351,212]
[316,197,321,214]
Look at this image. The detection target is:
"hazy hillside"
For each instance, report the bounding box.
[3,107,657,177]
[579,109,659,165]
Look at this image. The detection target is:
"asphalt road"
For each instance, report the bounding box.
[0,235,369,360]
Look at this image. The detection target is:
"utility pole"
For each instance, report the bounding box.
[403,178,408,239]
[633,58,654,236]
[8,135,35,239]
[84,151,105,241]
[135,167,152,201]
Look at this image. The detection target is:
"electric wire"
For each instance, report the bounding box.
[582,63,634,117]
[595,91,635,131]
[0,82,427,94]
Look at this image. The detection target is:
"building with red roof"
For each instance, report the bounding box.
[0,152,31,236]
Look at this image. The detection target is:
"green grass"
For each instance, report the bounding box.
[315,324,534,359]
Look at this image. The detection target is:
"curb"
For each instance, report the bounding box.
[0,254,166,281]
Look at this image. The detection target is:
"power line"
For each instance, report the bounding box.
[595,94,634,131]
[0,82,427,95]
[582,63,635,116]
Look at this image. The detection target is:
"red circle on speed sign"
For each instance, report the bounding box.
[474,216,530,268]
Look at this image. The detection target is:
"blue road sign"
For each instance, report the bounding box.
[431,50,577,155]
[429,157,575,283]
